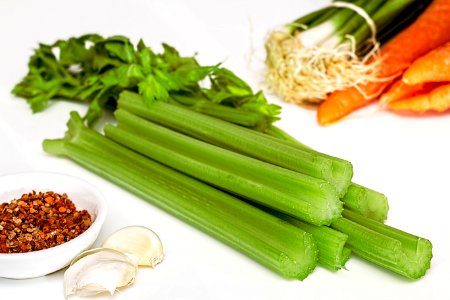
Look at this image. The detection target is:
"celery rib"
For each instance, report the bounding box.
[117,91,353,197]
[121,91,387,222]
[331,210,432,279]
[273,211,350,271]
[342,183,389,222]
[259,124,390,222]
[105,109,342,226]
[119,92,389,222]
[43,112,318,280]
[170,94,264,127]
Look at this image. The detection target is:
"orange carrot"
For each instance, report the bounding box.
[380,80,442,104]
[403,41,450,85]
[317,88,370,125]
[318,0,450,125]
[387,83,450,113]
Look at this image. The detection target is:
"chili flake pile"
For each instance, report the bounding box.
[0,191,92,253]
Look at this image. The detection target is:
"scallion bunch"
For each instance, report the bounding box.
[265,0,431,103]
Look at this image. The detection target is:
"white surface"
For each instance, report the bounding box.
[0,172,107,279]
[0,0,449,299]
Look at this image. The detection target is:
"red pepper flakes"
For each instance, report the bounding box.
[0,191,92,253]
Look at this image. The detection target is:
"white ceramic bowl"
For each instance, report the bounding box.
[0,172,107,279]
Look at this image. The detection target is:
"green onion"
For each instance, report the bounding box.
[117,91,353,197]
[43,112,318,280]
[264,0,427,103]
[331,210,432,279]
[354,0,431,56]
[105,109,342,226]
[296,0,369,49]
[327,0,385,50]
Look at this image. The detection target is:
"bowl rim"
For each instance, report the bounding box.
[0,171,108,259]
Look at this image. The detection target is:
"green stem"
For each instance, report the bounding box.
[298,0,366,47]
[264,124,389,222]
[265,125,310,149]
[170,94,264,128]
[373,0,431,50]
[327,0,385,49]
[351,0,416,54]
[117,91,353,197]
[287,7,335,34]
[43,112,318,280]
[107,109,342,226]
[331,210,432,279]
[272,211,350,271]
[342,183,388,222]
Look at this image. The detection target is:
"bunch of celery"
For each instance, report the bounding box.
[265,0,431,103]
[43,112,318,280]
[43,92,432,280]
[14,35,431,280]
[118,91,388,221]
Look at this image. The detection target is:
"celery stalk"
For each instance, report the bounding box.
[331,210,432,279]
[261,125,389,222]
[170,94,265,128]
[272,211,350,271]
[105,109,342,226]
[43,112,318,280]
[120,91,388,221]
[342,183,389,222]
[117,91,353,197]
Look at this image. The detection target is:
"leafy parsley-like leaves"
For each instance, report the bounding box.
[13,34,279,130]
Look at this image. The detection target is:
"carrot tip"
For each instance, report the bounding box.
[378,96,390,107]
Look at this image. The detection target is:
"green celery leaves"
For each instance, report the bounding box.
[13,34,279,129]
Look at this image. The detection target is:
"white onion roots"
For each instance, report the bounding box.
[264,30,383,104]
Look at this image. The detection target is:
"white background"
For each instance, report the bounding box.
[0,0,449,299]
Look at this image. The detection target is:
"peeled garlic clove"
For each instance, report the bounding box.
[64,248,138,299]
[102,225,164,267]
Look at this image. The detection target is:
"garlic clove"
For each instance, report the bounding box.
[102,225,164,267]
[64,248,138,299]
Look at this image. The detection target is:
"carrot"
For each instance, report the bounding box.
[403,41,450,85]
[387,83,450,113]
[380,80,442,105]
[318,0,450,125]
[317,87,371,125]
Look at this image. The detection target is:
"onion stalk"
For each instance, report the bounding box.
[265,0,429,103]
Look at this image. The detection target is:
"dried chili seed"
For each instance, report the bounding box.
[0,191,92,253]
